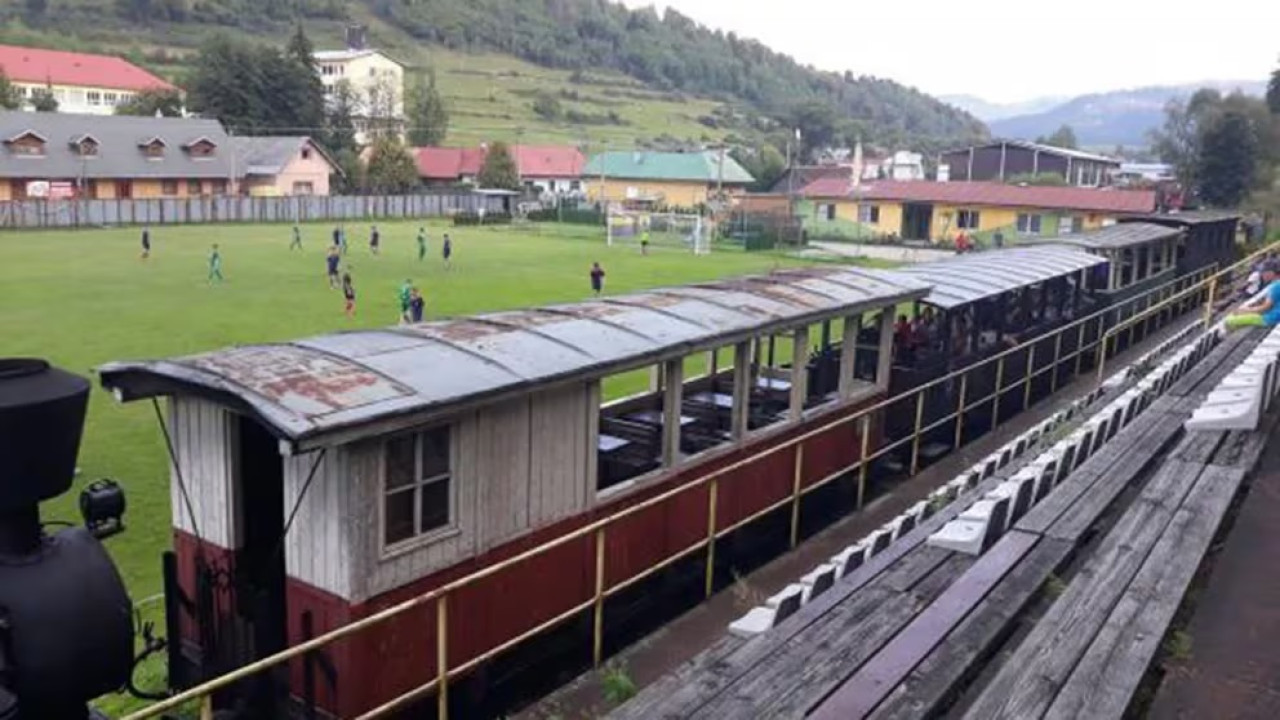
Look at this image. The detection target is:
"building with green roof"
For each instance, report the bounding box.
[584,150,754,208]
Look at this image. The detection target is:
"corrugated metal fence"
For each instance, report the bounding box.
[0,192,508,230]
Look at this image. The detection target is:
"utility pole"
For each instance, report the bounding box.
[716,144,725,201]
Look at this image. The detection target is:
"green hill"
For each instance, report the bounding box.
[1,0,988,151]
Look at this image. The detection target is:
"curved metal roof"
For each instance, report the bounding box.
[1027,222,1182,251]
[1123,210,1241,226]
[893,246,1107,310]
[99,266,929,449]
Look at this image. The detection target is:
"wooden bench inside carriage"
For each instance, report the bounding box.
[609,323,1268,720]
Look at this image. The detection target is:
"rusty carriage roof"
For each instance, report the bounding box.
[1024,222,1184,252]
[893,246,1108,310]
[98,266,929,450]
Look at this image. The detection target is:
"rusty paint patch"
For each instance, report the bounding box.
[186,345,408,417]
[408,319,508,343]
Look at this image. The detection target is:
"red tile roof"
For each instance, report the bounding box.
[799,178,1156,214]
[414,144,584,180]
[0,44,175,92]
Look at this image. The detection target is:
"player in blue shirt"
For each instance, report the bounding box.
[1226,261,1280,329]
[370,225,380,255]
[326,245,341,288]
[140,226,151,260]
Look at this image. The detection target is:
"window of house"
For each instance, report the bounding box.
[187,179,202,195]
[78,138,99,157]
[301,147,312,160]
[104,92,118,105]
[1059,215,1084,235]
[570,180,582,191]
[161,179,178,195]
[292,181,315,195]
[6,133,46,156]
[957,209,981,229]
[816,203,836,221]
[143,141,166,159]
[212,179,228,195]
[383,427,453,547]
[186,140,215,158]
[87,91,102,106]
[1017,213,1043,234]
[858,204,880,224]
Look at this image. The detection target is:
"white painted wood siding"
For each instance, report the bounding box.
[167,397,237,549]
[282,448,354,600]
[347,383,592,602]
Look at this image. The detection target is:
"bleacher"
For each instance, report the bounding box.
[610,318,1274,720]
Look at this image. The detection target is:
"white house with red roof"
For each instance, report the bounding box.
[414,144,586,195]
[0,44,176,115]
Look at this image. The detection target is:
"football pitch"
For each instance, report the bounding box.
[4,219,832,604]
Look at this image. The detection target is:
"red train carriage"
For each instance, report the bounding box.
[99,266,928,718]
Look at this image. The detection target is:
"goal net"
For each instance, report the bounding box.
[607,210,711,255]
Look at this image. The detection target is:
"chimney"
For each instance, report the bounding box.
[346,25,368,51]
[851,139,864,188]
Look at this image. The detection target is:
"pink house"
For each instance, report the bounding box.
[231,136,341,196]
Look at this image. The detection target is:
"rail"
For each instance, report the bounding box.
[121,242,1278,720]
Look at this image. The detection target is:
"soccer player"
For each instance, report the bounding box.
[417,226,428,262]
[208,244,223,283]
[370,225,380,255]
[1226,261,1280,330]
[442,233,452,269]
[332,225,341,249]
[326,245,341,288]
[140,225,151,260]
[291,223,303,250]
[640,229,650,256]
[409,287,425,323]
[398,279,413,323]
[590,261,606,296]
[341,268,356,318]
[340,225,348,255]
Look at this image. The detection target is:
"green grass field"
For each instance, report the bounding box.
[4,220,828,610]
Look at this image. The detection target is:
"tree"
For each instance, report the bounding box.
[30,87,57,112]
[477,141,520,190]
[1197,109,1257,207]
[23,0,48,25]
[0,69,21,110]
[406,71,449,146]
[283,25,326,134]
[1036,124,1078,150]
[186,34,324,135]
[1150,91,1220,189]
[731,144,786,191]
[1268,60,1280,115]
[321,79,360,156]
[531,92,563,121]
[116,88,184,117]
[363,136,419,193]
[330,147,362,194]
[363,75,402,141]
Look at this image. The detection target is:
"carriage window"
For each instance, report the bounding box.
[1150,242,1165,275]
[1136,246,1150,280]
[597,366,663,492]
[383,426,452,547]
[1119,248,1135,287]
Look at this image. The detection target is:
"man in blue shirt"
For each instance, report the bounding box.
[1226,261,1280,329]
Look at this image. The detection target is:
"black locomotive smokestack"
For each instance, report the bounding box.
[0,358,89,556]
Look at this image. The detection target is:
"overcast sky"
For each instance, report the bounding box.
[620,0,1280,104]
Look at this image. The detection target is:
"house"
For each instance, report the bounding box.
[584,150,755,208]
[1115,163,1176,186]
[231,136,341,196]
[768,165,854,194]
[0,111,234,200]
[314,26,405,144]
[883,150,925,181]
[796,178,1156,243]
[0,44,176,115]
[413,145,585,194]
[939,141,1121,187]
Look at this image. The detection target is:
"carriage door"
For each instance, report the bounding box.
[234,415,288,713]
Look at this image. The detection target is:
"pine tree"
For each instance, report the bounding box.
[1268,61,1280,115]
[477,141,520,190]
[321,80,359,155]
[406,71,449,146]
[1196,109,1257,208]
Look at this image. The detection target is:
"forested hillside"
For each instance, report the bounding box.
[1,0,987,152]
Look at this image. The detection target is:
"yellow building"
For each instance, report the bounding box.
[797,178,1158,243]
[584,150,754,209]
[314,27,406,145]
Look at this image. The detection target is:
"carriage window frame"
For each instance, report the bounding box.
[380,424,456,553]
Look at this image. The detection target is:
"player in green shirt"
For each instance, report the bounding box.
[208,244,223,283]
[417,227,427,262]
[398,279,413,323]
[290,223,302,250]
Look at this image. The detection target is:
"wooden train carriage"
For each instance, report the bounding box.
[1028,222,1185,305]
[881,247,1108,451]
[1118,210,1241,276]
[98,266,928,718]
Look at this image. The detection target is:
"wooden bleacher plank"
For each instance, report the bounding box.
[1044,463,1245,720]
[688,556,972,719]
[807,530,1041,720]
[867,535,1075,720]
[960,448,1218,719]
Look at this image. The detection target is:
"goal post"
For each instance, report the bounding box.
[606,209,712,255]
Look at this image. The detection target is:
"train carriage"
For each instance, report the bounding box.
[99,266,929,718]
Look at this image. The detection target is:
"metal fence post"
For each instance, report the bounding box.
[592,528,607,667]
[857,415,872,509]
[1074,321,1087,375]
[1023,345,1037,410]
[1203,275,1218,327]
[705,479,718,598]
[437,594,449,720]
[1050,332,1063,393]
[953,373,968,449]
[789,445,805,548]
[992,356,1006,428]
[909,391,925,476]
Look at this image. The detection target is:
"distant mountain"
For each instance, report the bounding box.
[988,81,1267,147]
[940,94,1068,122]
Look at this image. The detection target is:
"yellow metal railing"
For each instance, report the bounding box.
[122,243,1279,720]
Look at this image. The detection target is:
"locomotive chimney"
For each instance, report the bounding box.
[0,358,89,556]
